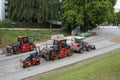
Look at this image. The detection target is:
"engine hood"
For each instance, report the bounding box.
[7,42,20,48]
[6,45,13,49]
[50,45,59,51]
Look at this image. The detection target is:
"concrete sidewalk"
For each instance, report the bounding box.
[0,28,60,30]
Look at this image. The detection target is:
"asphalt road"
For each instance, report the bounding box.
[0,26,120,80]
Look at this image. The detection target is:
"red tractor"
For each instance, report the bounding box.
[6,36,35,55]
[71,37,96,53]
[41,38,74,60]
[20,46,41,68]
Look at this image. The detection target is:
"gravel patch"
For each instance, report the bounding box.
[110,36,120,43]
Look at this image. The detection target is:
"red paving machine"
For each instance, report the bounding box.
[71,36,96,53]
[6,36,35,55]
[20,46,41,68]
[41,38,74,60]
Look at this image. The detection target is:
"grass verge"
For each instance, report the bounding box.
[0,29,69,49]
[26,49,120,80]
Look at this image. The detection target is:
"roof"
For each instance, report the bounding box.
[73,36,84,39]
[54,38,66,41]
[18,36,28,38]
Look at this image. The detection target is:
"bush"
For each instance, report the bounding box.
[0,19,12,27]
[0,19,20,28]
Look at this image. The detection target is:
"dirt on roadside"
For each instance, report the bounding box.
[110,36,120,43]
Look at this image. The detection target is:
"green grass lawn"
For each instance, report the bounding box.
[0,29,69,49]
[26,49,120,80]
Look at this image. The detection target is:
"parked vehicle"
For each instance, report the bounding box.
[41,38,74,61]
[20,46,41,68]
[6,36,35,55]
[71,36,96,53]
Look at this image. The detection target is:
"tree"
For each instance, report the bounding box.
[8,0,60,23]
[113,11,120,26]
[61,0,84,31]
[84,0,115,29]
[61,0,116,31]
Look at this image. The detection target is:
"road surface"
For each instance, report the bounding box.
[0,26,119,80]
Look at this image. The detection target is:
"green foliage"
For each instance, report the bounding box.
[61,0,116,31]
[0,19,12,27]
[85,1,114,24]
[0,19,12,26]
[61,0,84,29]
[109,0,117,6]
[0,19,20,28]
[113,11,120,25]
[8,0,60,22]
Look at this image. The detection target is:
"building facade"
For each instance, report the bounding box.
[0,0,8,21]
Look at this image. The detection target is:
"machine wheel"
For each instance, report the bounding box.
[13,48,21,54]
[14,50,20,54]
[23,64,28,68]
[79,48,84,53]
[67,49,73,56]
[36,61,40,65]
[91,45,96,50]
[50,55,55,61]
[6,49,14,56]
[93,46,96,50]
[83,46,86,51]
[50,53,55,61]
[46,54,50,60]
[86,46,91,51]
[54,54,59,60]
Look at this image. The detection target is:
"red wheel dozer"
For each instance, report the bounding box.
[41,38,74,61]
[20,46,41,68]
[71,37,96,53]
[6,36,35,56]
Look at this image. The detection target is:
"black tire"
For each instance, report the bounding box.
[92,45,96,50]
[67,49,73,56]
[93,46,96,50]
[79,48,84,53]
[89,45,96,50]
[86,46,91,51]
[83,47,86,51]
[23,64,28,68]
[6,48,14,56]
[50,54,55,61]
[46,54,50,60]
[13,47,21,54]
[54,54,59,60]
[36,61,40,65]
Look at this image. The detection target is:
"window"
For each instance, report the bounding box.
[26,57,31,61]
[61,40,66,48]
[24,37,29,43]
[18,38,21,42]
[53,40,59,46]
[75,38,83,43]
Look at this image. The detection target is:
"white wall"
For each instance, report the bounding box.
[0,0,5,21]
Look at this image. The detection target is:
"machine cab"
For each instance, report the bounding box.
[18,36,30,52]
[74,37,84,44]
[53,39,67,49]
[71,37,84,48]
[53,38,67,57]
